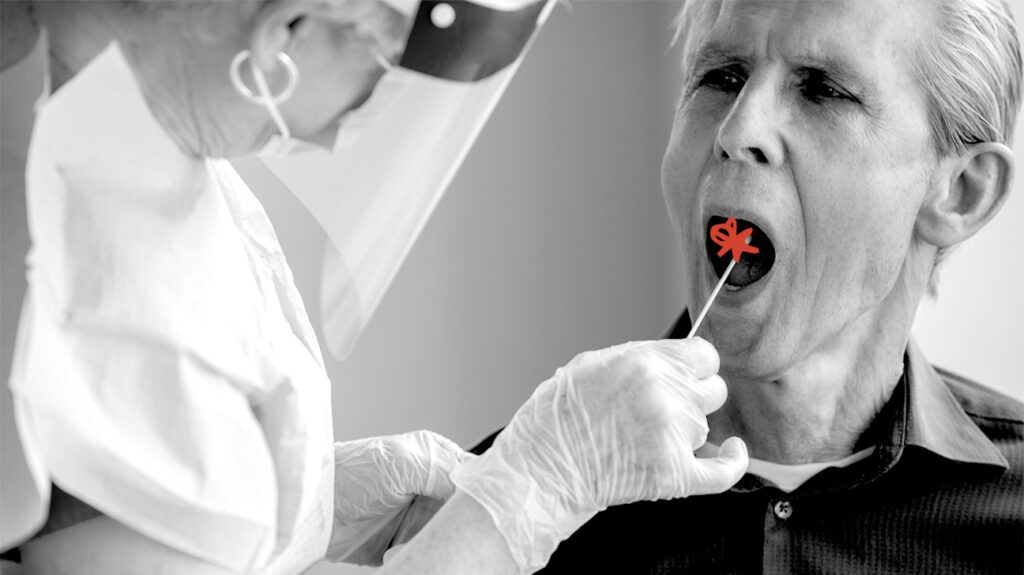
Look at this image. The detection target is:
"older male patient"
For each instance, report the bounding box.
[453,0,1024,573]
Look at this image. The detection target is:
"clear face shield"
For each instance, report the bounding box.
[259,0,556,360]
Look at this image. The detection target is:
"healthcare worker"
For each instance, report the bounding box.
[0,1,749,574]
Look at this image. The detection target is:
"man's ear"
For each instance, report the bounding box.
[917,142,1014,249]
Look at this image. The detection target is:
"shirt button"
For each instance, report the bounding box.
[773,500,793,520]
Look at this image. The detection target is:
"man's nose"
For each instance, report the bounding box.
[713,75,784,167]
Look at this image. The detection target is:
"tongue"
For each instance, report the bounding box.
[705,216,776,288]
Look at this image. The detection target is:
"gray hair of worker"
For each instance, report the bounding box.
[670,0,1023,295]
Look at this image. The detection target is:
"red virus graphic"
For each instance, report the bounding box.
[710,217,760,263]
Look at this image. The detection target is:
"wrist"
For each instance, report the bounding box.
[450,443,597,573]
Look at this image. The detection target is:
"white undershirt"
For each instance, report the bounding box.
[700,443,876,492]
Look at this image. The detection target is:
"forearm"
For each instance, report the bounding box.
[19,494,518,575]
[20,517,235,575]
[377,490,519,575]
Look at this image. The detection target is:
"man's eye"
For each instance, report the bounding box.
[799,78,853,104]
[698,68,745,93]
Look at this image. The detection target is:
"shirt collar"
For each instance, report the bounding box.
[667,311,1007,474]
[901,339,1007,468]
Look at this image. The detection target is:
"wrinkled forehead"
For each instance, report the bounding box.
[680,0,936,79]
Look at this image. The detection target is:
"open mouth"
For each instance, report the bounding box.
[705,215,776,289]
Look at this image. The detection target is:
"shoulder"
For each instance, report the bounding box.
[470,429,503,455]
[937,367,1024,479]
[937,367,1024,434]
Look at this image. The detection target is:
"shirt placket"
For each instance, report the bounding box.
[762,495,796,574]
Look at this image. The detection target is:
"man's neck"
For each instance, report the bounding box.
[707,271,927,465]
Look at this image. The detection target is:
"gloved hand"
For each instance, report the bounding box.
[389,493,446,549]
[451,337,748,574]
[326,430,471,565]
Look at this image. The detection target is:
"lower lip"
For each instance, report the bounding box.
[704,260,773,307]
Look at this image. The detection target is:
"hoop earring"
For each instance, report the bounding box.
[229,49,299,105]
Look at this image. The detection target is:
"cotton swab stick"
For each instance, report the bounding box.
[687,258,737,339]
[687,223,755,338]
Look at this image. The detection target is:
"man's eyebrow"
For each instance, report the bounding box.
[691,42,876,92]
[689,42,751,74]
[789,52,873,92]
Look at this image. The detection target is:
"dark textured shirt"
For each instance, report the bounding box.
[473,312,1024,574]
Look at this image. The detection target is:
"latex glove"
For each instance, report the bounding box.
[390,494,446,549]
[376,494,446,565]
[327,430,471,565]
[451,337,748,573]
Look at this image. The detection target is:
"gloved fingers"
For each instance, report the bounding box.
[672,400,711,451]
[332,431,470,512]
[685,436,749,496]
[402,430,474,500]
[677,374,728,416]
[648,351,728,418]
[648,337,720,379]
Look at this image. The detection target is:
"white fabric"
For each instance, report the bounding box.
[699,443,875,493]
[10,43,334,573]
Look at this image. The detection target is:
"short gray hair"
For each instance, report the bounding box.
[912,0,1021,294]
[915,0,1022,156]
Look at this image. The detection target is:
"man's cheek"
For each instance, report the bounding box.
[663,158,704,226]
[844,221,911,307]
[662,184,692,236]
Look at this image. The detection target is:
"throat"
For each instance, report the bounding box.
[708,243,931,464]
[711,325,909,464]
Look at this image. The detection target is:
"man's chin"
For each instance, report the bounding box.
[705,313,791,381]
[706,316,759,356]
[688,261,791,375]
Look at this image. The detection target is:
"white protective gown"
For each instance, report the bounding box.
[9,42,334,573]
